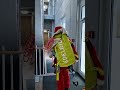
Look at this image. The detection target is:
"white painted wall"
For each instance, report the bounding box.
[54,0,78,39]
[110,0,120,90]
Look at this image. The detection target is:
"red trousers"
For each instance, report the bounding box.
[57,67,70,90]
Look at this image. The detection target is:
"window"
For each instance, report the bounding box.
[80,21,85,74]
[79,0,85,75]
[81,6,85,19]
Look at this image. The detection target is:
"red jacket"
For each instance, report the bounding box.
[52,41,79,67]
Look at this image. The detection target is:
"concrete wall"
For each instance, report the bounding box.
[55,0,77,39]
[0,0,20,90]
[0,0,19,50]
[110,0,120,89]
[35,0,44,47]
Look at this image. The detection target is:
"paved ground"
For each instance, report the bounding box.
[43,73,85,90]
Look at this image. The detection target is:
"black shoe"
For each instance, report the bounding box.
[65,88,68,90]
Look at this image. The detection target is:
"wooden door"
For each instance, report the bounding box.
[20,16,33,46]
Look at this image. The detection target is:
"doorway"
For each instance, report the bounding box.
[20,12,35,90]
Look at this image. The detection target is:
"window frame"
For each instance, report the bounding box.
[80,20,85,74]
[76,0,85,78]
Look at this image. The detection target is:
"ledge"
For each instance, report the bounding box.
[44,14,55,20]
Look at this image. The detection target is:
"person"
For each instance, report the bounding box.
[85,31,104,90]
[45,26,79,90]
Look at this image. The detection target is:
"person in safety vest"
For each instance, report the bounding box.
[45,26,79,90]
[85,32,104,90]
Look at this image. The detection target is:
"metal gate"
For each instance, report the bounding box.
[0,46,23,90]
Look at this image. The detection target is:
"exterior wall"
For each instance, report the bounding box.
[55,0,77,39]
[35,0,44,47]
[0,0,19,50]
[110,0,120,89]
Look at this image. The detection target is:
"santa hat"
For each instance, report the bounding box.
[54,26,69,35]
[54,26,63,35]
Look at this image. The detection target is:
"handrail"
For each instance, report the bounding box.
[35,47,43,49]
[35,45,45,75]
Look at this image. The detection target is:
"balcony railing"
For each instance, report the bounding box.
[0,46,23,90]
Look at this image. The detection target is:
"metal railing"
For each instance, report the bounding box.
[35,45,45,75]
[0,46,23,90]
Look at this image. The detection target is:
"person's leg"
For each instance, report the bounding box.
[57,68,64,90]
[63,67,70,90]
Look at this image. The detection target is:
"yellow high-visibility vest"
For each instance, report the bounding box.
[85,45,97,90]
[54,33,76,67]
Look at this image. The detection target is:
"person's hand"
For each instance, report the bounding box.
[76,60,79,62]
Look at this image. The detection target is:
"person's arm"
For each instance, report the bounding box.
[71,43,79,60]
[69,38,79,60]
